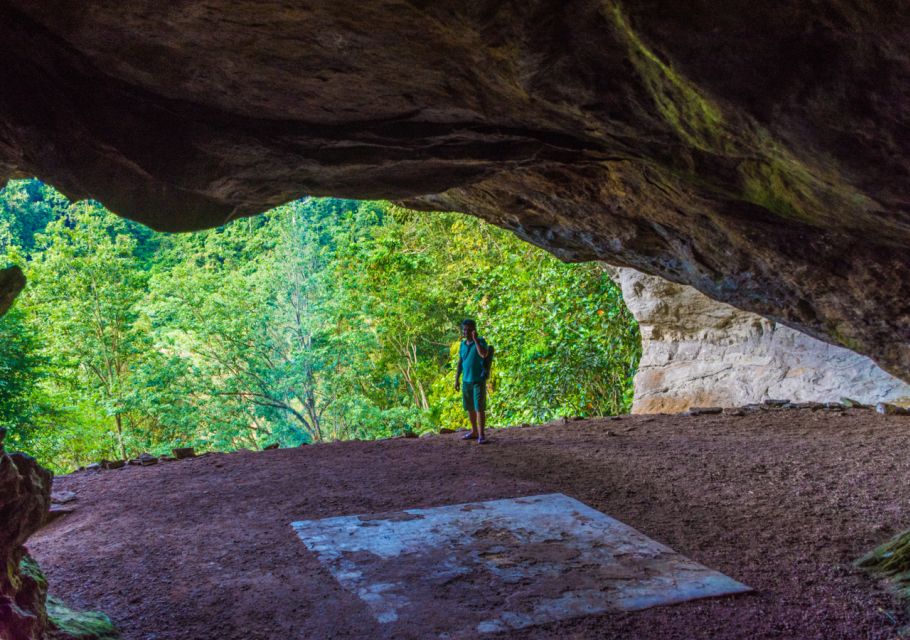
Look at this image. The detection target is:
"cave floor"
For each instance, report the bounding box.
[30,408,910,640]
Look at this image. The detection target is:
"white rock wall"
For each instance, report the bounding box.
[609,267,910,414]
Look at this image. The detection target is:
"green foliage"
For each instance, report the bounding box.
[0,306,46,444]
[0,179,640,471]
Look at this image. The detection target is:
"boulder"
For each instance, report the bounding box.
[610,267,910,414]
[0,428,52,640]
[0,266,25,318]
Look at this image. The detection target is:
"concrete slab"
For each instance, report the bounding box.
[292,493,751,636]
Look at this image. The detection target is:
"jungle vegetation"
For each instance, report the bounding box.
[0,179,640,472]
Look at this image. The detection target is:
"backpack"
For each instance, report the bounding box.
[482,344,495,381]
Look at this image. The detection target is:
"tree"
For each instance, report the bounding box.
[0,306,47,449]
[24,201,150,460]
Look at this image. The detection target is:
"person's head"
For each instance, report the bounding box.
[460,318,476,339]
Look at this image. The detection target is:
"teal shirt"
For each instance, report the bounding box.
[459,337,488,383]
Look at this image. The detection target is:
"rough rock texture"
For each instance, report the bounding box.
[0,2,906,379]
[611,267,910,414]
[0,430,53,640]
[0,431,118,640]
[1,266,25,317]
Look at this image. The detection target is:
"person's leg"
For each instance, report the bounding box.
[462,383,478,439]
[476,383,488,443]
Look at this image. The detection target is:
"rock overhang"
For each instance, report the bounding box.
[0,1,907,379]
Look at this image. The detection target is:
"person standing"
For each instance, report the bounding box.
[454,319,490,444]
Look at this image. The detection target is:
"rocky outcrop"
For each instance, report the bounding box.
[0,428,52,640]
[0,430,117,640]
[1,266,25,317]
[611,267,910,414]
[0,2,906,379]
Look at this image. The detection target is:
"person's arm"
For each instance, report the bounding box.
[454,349,463,390]
[471,330,489,358]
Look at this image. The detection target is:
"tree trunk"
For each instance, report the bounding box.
[114,413,126,461]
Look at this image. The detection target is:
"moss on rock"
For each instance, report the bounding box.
[46,596,119,640]
[858,529,910,599]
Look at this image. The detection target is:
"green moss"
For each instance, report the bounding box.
[18,554,48,590]
[858,529,910,600]
[608,3,727,153]
[46,595,119,640]
[739,157,822,223]
[605,1,874,227]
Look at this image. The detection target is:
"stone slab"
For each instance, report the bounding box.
[291,493,751,636]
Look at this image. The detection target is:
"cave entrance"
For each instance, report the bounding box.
[0,177,641,472]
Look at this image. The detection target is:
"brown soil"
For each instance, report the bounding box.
[29,408,910,639]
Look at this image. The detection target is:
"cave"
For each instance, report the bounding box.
[1,2,909,638]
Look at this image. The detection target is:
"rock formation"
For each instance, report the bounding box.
[0,266,25,317]
[0,428,118,640]
[0,428,52,640]
[611,267,910,414]
[0,2,906,379]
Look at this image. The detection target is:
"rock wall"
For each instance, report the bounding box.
[0,266,25,317]
[610,267,910,414]
[0,429,52,640]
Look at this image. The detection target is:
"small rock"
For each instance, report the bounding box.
[419,432,435,438]
[789,401,825,410]
[127,458,142,465]
[138,452,158,466]
[86,463,101,471]
[571,416,585,421]
[876,403,910,416]
[839,397,869,409]
[172,447,196,459]
[102,459,125,470]
[688,406,723,416]
[263,442,280,450]
[609,416,622,421]
[159,455,176,462]
[763,399,791,407]
[51,491,77,504]
[520,423,532,428]
[723,408,745,416]
[44,504,74,526]
[403,430,418,439]
[439,428,455,434]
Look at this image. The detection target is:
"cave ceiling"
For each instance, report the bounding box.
[0,1,907,379]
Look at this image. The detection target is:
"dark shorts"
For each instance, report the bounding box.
[462,381,487,412]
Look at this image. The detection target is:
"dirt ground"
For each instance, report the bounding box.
[29,408,910,640]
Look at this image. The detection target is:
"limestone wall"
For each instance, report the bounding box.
[609,267,910,414]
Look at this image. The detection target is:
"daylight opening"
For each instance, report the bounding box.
[0,179,641,473]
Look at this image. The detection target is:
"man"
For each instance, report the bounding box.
[455,319,490,444]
